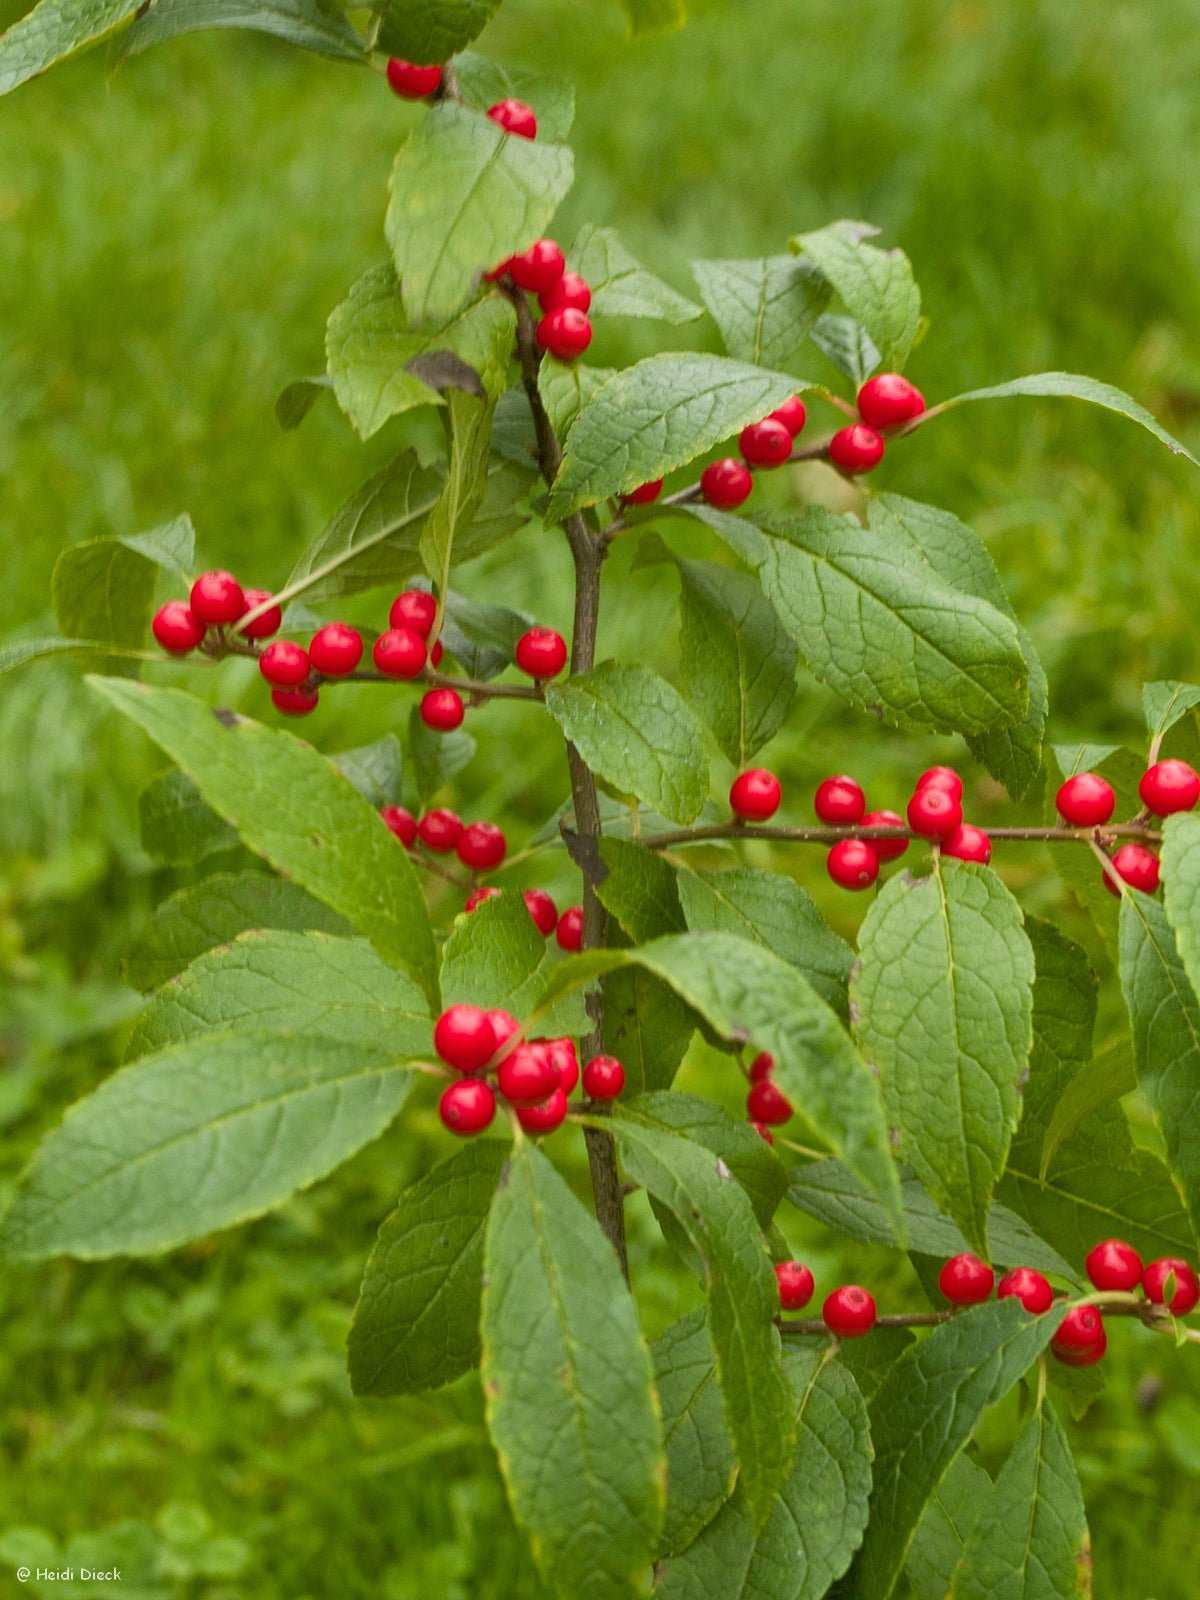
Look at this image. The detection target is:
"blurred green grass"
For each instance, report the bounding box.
[2,1,1200,1594]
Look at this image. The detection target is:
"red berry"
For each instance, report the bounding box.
[730,768,782,821]
[152,600,206,654]
[827,839,880,890]
[189,570,245,626]
[373,627,427,678]
[769,396,807,437]
[907,785,963,841]
[417,808,463,852]
[863,809,909,861]
[389,590,437,637]
[938,1252,995,1306]
[1055,1323,1108,1367]
[487,98,537,138]
[582,1054,625,1100]
[465,886,501,912]
[1139,759,1200,817]
[270,686,319,716]
[1056,772,1115,827]
[1051,1304,1105,1354]
[539,271,592,314]
[997,1267,1054,1314]
[822,1285,877,1337]
[738,417,793,467]
[524,889,558,936]
[516,1085,569,1134]
[515,627,568,679]
[486,1009,522,1048]
[1085,1239,1144,1293]
[857,373,926,429]
[498,1042,559,1104]
[439,1078,496,1136]
[421,688,465,731]
[828,424,884,475]
[509,239,566,295]
[386,58,442,98]
[746,1078,792,1127]
[1104,844,1160,896]
[700,458,753,509]
[434,1004,498,1072]
[483,258,514,284]
[1143,1257,1200,1315]
[556,906,584,951]
[380,804,417,846]
[259,639,310,687]
[775,1261,815,1311]
[752,1121,774,1145]
[309,622,363,677]
[430,639,444,667]
[916,766,963,800]
[547,1038,579,1095]
[621,478,663,507]
[240,588,282,640]
[457,821,507,871]
[536,308,592,360]
[942,825,992,865]
[748,1051,774,1084]
[814,774,866,825]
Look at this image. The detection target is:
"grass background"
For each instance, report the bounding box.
[1,0,1199,1593]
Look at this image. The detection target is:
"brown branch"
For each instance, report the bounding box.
[779,1296,1186,1338]
[216,638,539,702]
[642,821,1162,851]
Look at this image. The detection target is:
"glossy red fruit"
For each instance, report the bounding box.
[1051,1304,1105,1355]
[621,478,663,506]
[465,886,501,912]
[1055,1323,1107,1367]
[539,271,591,314]
[190,570,245,626]
[434,1004,498,1072]
[547,1038,579,1095]
[430,639,444,668]
[498,1042,559,1104]
[536,308,592,360]
[1085,1239,1144,1293]
[730,768,782,821]
[828,424,884,475]
[1139,759,1200,817]
[380,805,417,847]
[827,839,880,890]
[374,627,427,678]
[524,889,558,936]
[516,1085,569,1134]
[907,785,963,841]
[582,1054,625,1100]
[457,821,507,871]
[417,808,463,852]
[486,1009,522,1048]
[1056,772,1115,827]
[1143,1257,1200,1315]
[822,1285,877,1337]
[556,906,584,951]
[309,622,363,677]
[857,373,926,429]
[240,588,282,640]
[814,774,866,825]
[152,601,206,654]
[487,98,537,138]
[770,396,807,437]
[515,627,568,679]
[390,590,437,637]
[509,239,566,295]
[259,639,310,687]
[739,417,794,467]
[752,1121,774,1145]
[748,1051,774,1084]
[862,809,909,861]
[938,1252,995,1306]
[271,686,319,716]
[439,1078,496,1136]
[746,1078,792,1126]
[421,688,465,731]
[997,1267,1054,1314]
[916,766,963,800]
[386,58,442,98]
[700,458,753,509]
[1104,844,1160,896]
[942,825,992,864]
[775,1261,815,1311]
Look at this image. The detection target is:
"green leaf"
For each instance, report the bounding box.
[603,963,694,1093]
[329,732,405,809]
[120,0,367,60]
[440,590,532,680]
[656,1347,872,1600]
[839,1300,1064,1600]
[91,680,438,1007]
[0,636,150,676]
[544,664,709,825]
[349,1140,508,1398]
[570,225,702,324]
[948,1403,1089,1600]
[539,357,616,440]
[1162,812,1200,998]
[275,375,330,431]
[118,514,197,579]
[791,221,921,370]
[326,265,514,439]
[420,392,495,588]
[905,1454,992,1600]
[807,313,881,384]
[0,0,140,96]
[125,930,431,1061]
[139,769,239,866]
[605,1106,795,1527]
[52,537,157,672]
[1039,1040,1135,1180]
[386,102,573,327]
[1143,680,1200,741]
[408,703,477,802]
[677,558,796,766]
[596,838,687,943]
[546,354,804,519]
[691,255,830,367]
[0,1029,412,1260]
[635,1090,788,1227]
[614,0,685,35]
[453,50,575,142]
[440,890,547,1014]
[377,0,500,59]
[852,861,1035,1255]
[481,1141,664,1599]
[1119,892,1200,1239]
[651,1311,736,1556]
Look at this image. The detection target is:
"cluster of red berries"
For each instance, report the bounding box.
[486,237,593,360]
[433,1003,624,1136]
[743,1051,792,1140]
[773,1262,878,1337]
[1056,761,1200,895]
[385,59,538,142]
[464,885,585,950]
[690,396,809,511]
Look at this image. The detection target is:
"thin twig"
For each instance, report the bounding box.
[641,820,1162,851]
